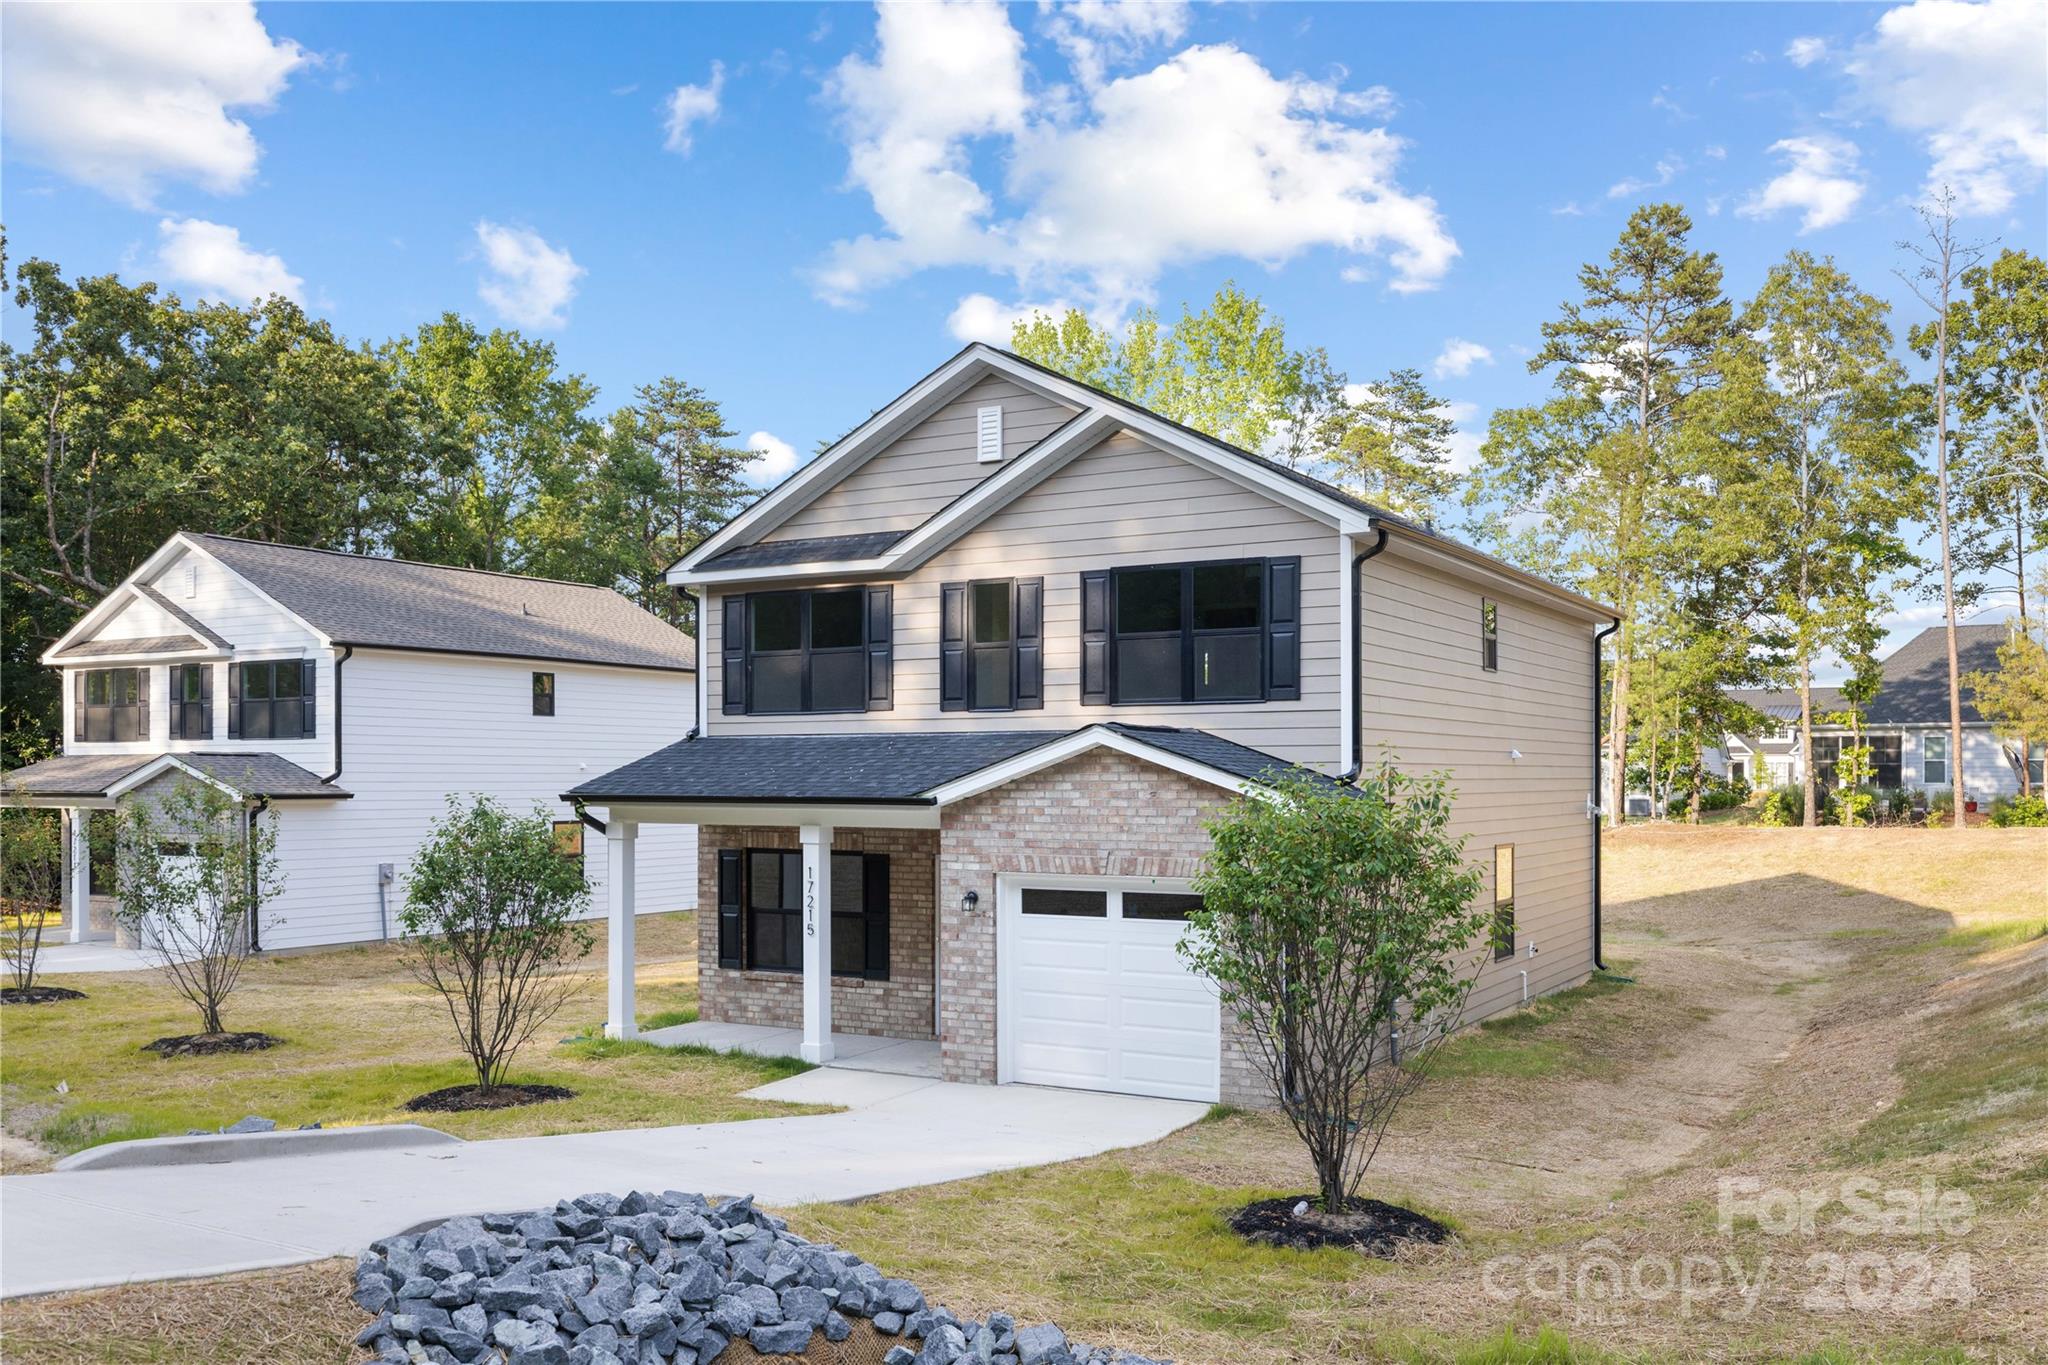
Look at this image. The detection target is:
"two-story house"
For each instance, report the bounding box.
[570,345,1618,1107]
[2,534,698,952]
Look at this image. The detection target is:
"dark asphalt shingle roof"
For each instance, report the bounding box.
[1863,625,2007,725]
[0,751,348,799]
[699,531,906,571]
[49,634,209,660]
[568,724,1333,804]
[189,535,694,672]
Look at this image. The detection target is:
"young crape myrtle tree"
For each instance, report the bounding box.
[115,779,283,1037]
[1965,622,2048,800]
[400,796,593,1095]
[1181,767,1488,1212]
[1,809,66,994]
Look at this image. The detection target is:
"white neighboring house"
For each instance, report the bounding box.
[1706,625,2039,804]
[1,533,698,952]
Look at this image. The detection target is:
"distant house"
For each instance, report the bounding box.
[1,533,699,952]
[1708,625,2038,800]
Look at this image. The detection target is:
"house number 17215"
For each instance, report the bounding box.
[804,864,816,937]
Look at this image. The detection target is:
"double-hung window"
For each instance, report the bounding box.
[723,588,892,715]
[532,672,556,716]
[1491,844,1516,962]
[77,668,146,743]
[231,660,315,740]
[940,578,1043,711]
[717,848,890,979]
[1080,557,1300,706]
[1922,733,1949,786]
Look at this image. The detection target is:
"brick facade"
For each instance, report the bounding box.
[695,825,937,1041]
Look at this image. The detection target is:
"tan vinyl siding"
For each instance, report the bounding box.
[770,375,1080,540]
[1358,546,1598,1022]
[709,432,1344,768]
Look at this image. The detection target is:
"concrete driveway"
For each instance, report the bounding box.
[0,1069,1203,1298]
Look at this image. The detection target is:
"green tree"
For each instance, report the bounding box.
[1181,767,1487,1212]
[1012,282,1345,462]
[1469,204,1732,824]
[399,796,593,1096]
[1317,367,1459,521]
[1736,251,1924,827]
[1965,626,2048,798]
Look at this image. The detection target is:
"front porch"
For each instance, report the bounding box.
[642,1020,942,1078]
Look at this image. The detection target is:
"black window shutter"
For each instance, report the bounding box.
[939,583,968,711]
[1015,577,1044,710]
[135,666,150,737]
[865,586,893,712]
[1080,569,1111,706]
[301,659,317,737]
[862,854,890,980]
[74,671,85,742]
[228,661,241,738]
[721,596,746,716]
[200,664,213,739]
[1265,556,1301,701]
[717,849,743,969]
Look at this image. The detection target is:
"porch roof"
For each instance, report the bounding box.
[567,723,1331,807]
[0,751,349,801]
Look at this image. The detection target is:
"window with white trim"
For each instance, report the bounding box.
[1922,733,1949,786]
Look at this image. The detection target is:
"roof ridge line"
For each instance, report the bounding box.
[190,533,629,595]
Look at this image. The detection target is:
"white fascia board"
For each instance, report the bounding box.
[104,754,241,801]
[51,647,226,667]
[674,349,994,573]
[922,726,1254,807]
[593,801,940,830]
[40,535,202,663]
[675,557,896,588]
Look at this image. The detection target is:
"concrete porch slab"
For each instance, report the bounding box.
[30,941,181,975]
[643,1020,943,1079]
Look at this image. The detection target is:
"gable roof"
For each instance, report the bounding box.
[1,750,348,801]
[1863,625,2008,725]
[184,535,695,673]
[1726,686,1846,726]
[671,344,1615,621]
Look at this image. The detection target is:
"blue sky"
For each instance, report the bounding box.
[4,1,2043,667]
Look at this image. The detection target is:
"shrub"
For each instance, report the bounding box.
[1,810,65,993]
[1757,785,1804,827]
[1827,786,1878,827]
[1989,794,2048,827]
[400,796,594,1095]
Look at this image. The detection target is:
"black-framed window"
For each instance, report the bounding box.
[719,847,889,979]
[1481,599,1499,672]
[723,587,892,715]
[1870,735,1902,789]
[533,672,556,716]
[941,578,1042,712]
[1813,735,1841,790]
[230,660,315,740]
[77,668,145,743]
[1080,557,1300,706]
[1491,844,1516,962]
[169,663,212,740]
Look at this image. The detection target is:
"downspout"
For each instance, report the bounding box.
[322,646,353,784]
[247,795,270,953]
[1335,526,1392,783]
[1592,619,1621,970]
[572,799,607,838]
[675,586,702,742]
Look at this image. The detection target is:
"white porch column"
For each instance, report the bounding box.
[604,820,638,1039]
[800,823,834,1063]
[67,808,91,944]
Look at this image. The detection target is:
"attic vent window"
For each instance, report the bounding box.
[976,405,1003,463]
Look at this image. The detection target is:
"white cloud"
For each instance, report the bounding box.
[1339,265,1373,283]
[1845,0,2046,215]
[946,292,1074,345]
[1432,338,1493,379]
[1040,0,1189,88]
[153,217,303,303]
[816,4,1458,315]
[746,431,800,482]
[1738,135,1866,232]
[0,1,306,207]
[664,61,725,155]
[1785,36,1830,67]
[473,221,585,329]
[1607,154,1684,199]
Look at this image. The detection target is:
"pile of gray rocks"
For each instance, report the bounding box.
[352,1189,1168,1365]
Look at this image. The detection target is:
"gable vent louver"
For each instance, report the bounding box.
[976,405,1003,463]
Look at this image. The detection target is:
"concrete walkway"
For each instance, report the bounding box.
[30,941,177,975]
[643,1021,943,1078]
[0,1070,1202,1298]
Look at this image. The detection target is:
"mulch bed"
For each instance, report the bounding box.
[403,1083,577,1113]
[143,1031,284,1057]
[2,984,87,1005]
[1227,1194,1451,1257]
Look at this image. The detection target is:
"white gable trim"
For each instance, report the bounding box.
[104,754,244,801]
[921,726,1254,807]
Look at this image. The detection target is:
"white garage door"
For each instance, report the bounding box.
[998,878,1220,1102]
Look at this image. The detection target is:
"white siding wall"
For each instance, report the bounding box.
[707,432,1345,768]
[263,650,696,951]
[1358,546,1599,1023]
[1901,727,2019,800]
